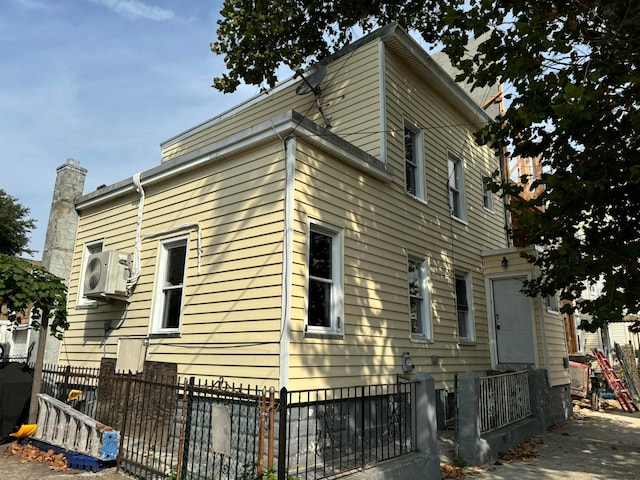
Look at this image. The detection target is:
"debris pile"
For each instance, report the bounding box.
[3,442,68,471]
[440,463,465,479]
[495,437,541,463]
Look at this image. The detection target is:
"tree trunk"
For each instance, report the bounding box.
[28,310,49,424]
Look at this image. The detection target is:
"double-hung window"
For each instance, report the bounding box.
[408,255,432,340]
[455,271,474,342]
[482,175,494,212]
[152,237,188,334]
[307,221,343,335]
[448,151,466,220]
[77,239,103,308]
[404,121,425,200]
[546,293,560,313]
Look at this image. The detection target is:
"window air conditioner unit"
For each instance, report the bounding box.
[84,250,131,300]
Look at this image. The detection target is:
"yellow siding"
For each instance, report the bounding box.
[64,30,518,392]
[62,142,286,386]
[287,78,506,389]
[542,308,571,386]
[161,42,382,163]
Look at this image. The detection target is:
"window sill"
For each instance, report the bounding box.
[458,339,476,346]
[304,331,344,340]
[149,332,181,339]
[75,302,99,310]
[482,206,495,214]
[406,192,428,206]
[410,334,433,344]
[450,215,468,225]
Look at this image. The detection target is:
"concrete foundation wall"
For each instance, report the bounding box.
[457,368,571,466]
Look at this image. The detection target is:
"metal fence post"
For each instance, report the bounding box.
[360,386,365,469]
[277,386,288,480]
[176,379,189,480]
[116,372,132,472]
[268,387,275,468]
[180,376,196,480]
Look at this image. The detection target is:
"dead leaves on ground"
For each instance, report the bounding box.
[441,438,541,479]
[3,442,68,471]
[441,464,466,479]
[496,437,541,463]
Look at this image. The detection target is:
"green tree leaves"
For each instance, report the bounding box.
[0,254,68,339]
[0,189,36,257]
[213,0,640,330]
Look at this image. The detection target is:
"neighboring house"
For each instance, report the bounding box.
[0,160,87,365]
[56,25,570,401]
[576,274,638,356]
[0,260,40,362]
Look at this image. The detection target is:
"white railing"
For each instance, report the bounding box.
[478,370,531,433]
[32,393,119,461]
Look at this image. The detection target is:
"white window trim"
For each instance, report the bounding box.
[77,239,104,308]
[546,293,560,314]
[448,150,467,222]
[455,270,475,343]
[150,235,189,335]
[404,119,426,201]
[482,174,494,213]
[408,254,433,342]
[305,219,344,337]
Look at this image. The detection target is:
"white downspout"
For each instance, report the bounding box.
[378,39,387,163]
[279,136,296,389]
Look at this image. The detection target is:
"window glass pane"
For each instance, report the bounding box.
[450,190,460,217]
[455,275,469,338]
[410,297,422,333]
[408,259,425,334]
[309,278,331,327]
[166,244,186,286]
[455,276,468,308]
[408,259,421,297]
[483,177,492,210]
[163,288,182,329]
[310,231,332,279]
[406,161,417,194]
[405,128,417,194]
[546,294,558,311]
[457,310,468,338]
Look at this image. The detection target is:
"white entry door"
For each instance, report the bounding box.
[492,277,536,365]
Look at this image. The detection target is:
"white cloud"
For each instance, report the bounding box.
[89,0,175,21]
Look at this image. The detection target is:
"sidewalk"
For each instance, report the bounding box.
[442,404,640,479]
[1,403,639,480]
[0,443,129,480]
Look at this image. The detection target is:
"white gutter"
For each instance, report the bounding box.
[76,111,393,212]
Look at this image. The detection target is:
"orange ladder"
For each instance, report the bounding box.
[592,349,639,412]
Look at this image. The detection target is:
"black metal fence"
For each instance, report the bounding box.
[279,382,415,480]
[38,365,416,480]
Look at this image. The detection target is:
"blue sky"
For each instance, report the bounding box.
[1,0,263,259]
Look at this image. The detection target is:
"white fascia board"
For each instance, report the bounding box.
[383,27,493,125]
[76,111,393,212]
[160,78,299,150]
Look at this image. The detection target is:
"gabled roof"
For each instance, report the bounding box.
[78,24,492,211]
[161,24,492,151]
